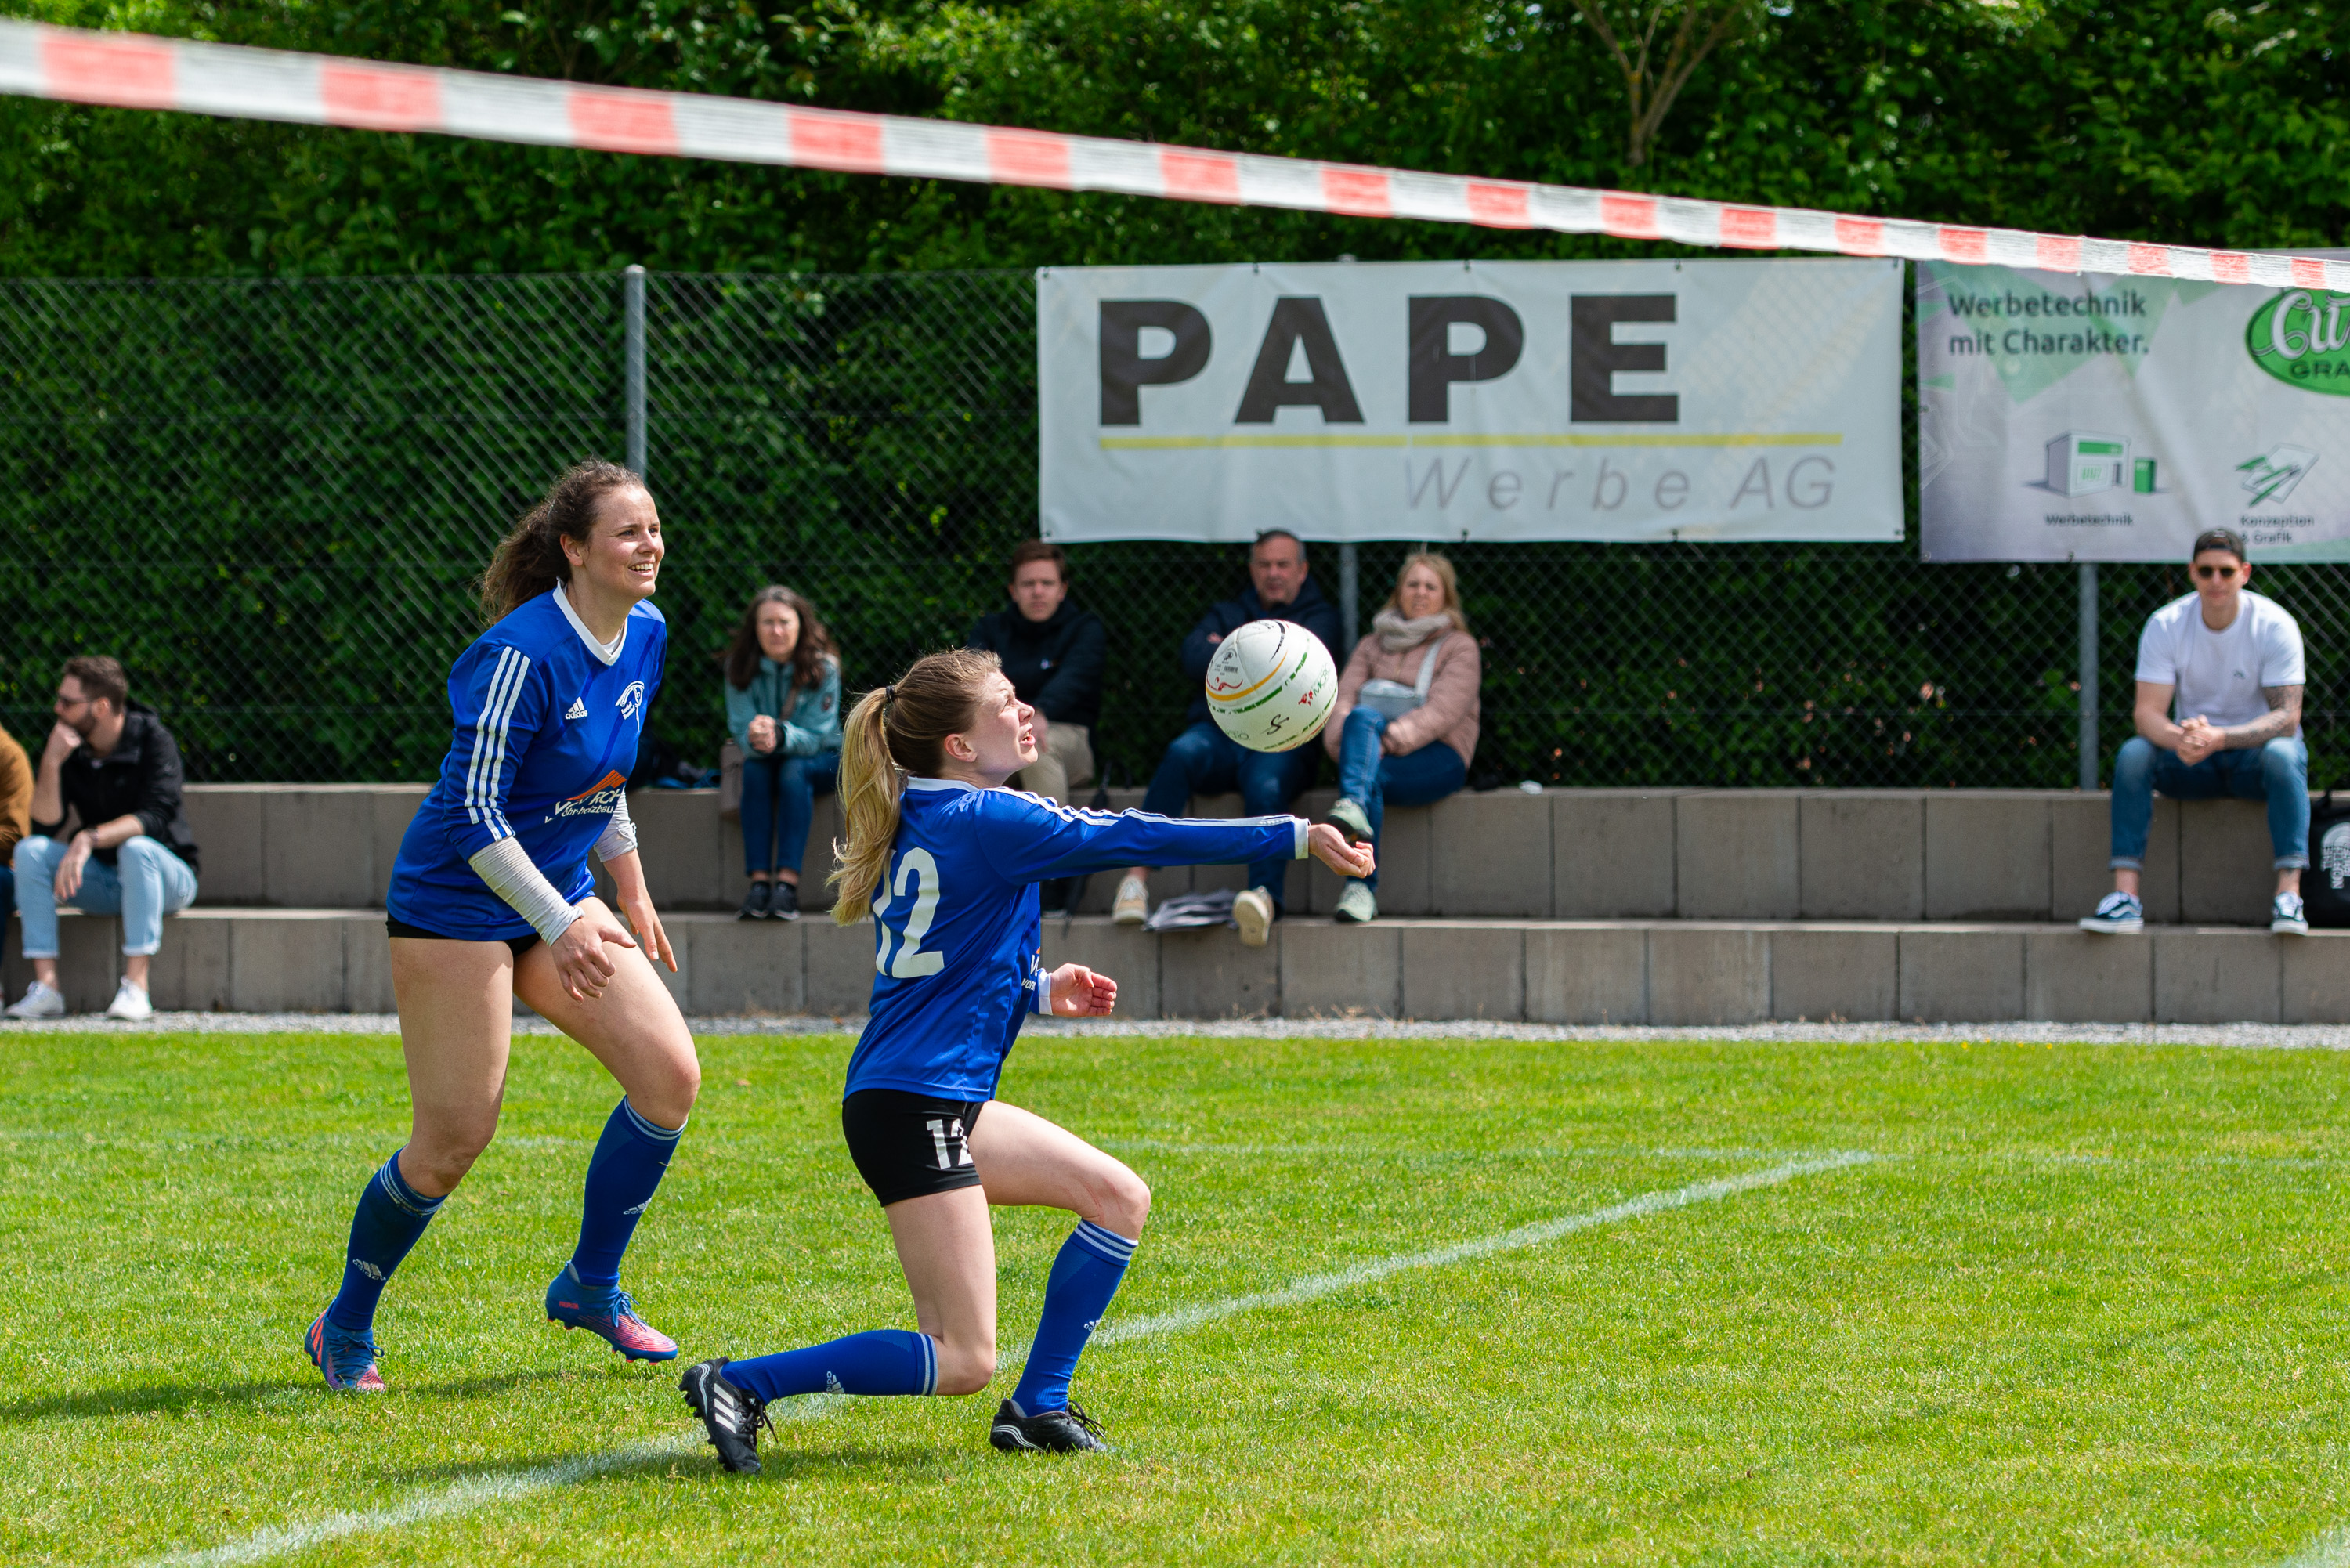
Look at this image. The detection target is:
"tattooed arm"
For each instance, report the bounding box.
[2182,684,2303,756]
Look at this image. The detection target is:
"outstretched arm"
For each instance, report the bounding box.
[980,795,1321,883]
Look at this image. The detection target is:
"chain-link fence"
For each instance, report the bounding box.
[3,268,2346,791]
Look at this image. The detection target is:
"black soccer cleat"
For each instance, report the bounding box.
[989,1397,1112,1454]
[679,1357,772,1474]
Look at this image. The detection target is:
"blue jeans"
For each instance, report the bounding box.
[1334,708,1468,894]
[2110,734,2309,870]
[12,835,199,958]
[1142,721,1320,907]
[741,750,839,876]
[0,864,13,942]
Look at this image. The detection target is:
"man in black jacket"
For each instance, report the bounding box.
[1113,529,1342,945]
[6,656,201,1021]
[966,540,1106,806]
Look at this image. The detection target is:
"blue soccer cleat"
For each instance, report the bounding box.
[306,1313,386,1393]
[544,1261,678,1361]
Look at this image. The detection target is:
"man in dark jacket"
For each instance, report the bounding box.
[1114,529,1343,945]
[6,656,201,1021]
[966,540,1106,806]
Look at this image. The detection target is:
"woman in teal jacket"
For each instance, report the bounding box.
[721,586,843,920]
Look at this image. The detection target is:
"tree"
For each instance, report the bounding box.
[1561,0,1767,171]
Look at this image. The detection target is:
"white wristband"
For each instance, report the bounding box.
[467,836,581,945]
[1292,818,1309,858]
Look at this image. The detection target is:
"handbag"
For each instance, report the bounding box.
[1355,641,1442,721]
[2308,787,2350,927]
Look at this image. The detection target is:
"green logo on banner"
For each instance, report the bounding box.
[2246,289,2350,395]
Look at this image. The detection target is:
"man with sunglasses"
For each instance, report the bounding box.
[2082,528,2309,935]
[5,656,201,1018]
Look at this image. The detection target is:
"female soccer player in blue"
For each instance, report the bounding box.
[677,647,1374,1468]
[304,459,701,1392]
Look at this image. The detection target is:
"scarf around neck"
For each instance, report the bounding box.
[1373,606,1454,652]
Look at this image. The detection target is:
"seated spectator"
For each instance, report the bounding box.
[2081,527,2308,936]
[0,720,26,943]
[723,587,842,922]
[1112,528,1341,947]
[966,540,1106,807]
[1322,554,1481,924]
[6,656,201,1020]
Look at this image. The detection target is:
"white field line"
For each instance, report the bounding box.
[133,1153,1871,1568]
[1097,1151,1871,1346]
[142,1400,842,1568]
[2273,1530,2350,1568]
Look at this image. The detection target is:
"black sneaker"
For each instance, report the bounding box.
[679,1357,772,1474]
[989,1397,1111,1454]
[768,880,800,922]
[736,882,772,921]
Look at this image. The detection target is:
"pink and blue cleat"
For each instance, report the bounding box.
[545,1262,678,1361]
[306,1313,386,1393]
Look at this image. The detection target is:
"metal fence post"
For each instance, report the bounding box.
[1339,542,1359,652]
[624,265,648,481]
[2078,562,2099,789]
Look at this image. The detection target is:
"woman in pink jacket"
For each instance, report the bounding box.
[1322,553,1482,923]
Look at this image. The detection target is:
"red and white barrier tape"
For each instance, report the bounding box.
[4,18,2345,291]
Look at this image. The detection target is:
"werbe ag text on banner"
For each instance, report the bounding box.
[1037,259,1904,544]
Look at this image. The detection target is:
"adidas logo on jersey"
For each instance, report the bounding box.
[564,698,588,720]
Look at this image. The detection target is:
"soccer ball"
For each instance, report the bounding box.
[1205,619,1339,753]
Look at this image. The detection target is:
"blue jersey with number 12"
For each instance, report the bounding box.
[843,779,1304,1100]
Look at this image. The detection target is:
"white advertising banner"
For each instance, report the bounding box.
[1918,259,2350,561]
[1036,258,1904,544]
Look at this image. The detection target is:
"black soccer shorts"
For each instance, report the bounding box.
[841,1089,989,1208]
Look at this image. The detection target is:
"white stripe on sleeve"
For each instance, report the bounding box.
[464,648,527,832]
[465,649,530,837]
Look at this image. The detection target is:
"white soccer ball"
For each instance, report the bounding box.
[1205,618,1338,753]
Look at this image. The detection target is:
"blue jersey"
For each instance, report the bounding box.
[842,779,1306,1100]
[387,589,667,940]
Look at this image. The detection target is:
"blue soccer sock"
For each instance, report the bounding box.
[725,1331,939,1402]
[1008,1220,1137,1415]
[324,1152,445,1333]
[570,1097,684,1292]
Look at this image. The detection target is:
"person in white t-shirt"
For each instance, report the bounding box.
[2081,528,2310,935]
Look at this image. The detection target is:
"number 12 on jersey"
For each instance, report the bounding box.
[871,847,945,979]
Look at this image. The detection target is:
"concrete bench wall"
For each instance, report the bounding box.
[12,909,2341,1026]
[178,784,2307,927]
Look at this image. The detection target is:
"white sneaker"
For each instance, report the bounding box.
[104,977,154,1021]
[2078,891,2144,934]
[2272,892,2310,936]
[1233,887,1275,948]
[1111,876,1149,926]
[5,981,65,1020]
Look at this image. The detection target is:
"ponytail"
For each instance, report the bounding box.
[829,688,902,923]
[827,647,1003,924]
[479,458,643,623]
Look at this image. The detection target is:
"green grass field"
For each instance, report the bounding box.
[5,1028,2350,1565]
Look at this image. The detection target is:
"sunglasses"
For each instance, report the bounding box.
[2193,563,2240,580]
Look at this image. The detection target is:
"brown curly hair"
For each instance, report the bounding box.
[478,459,645,623]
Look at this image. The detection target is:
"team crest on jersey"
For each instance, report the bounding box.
[616,681,645,721]
[551,768,627,818]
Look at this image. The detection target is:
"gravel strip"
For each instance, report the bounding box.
[3,1012,2349,1050]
